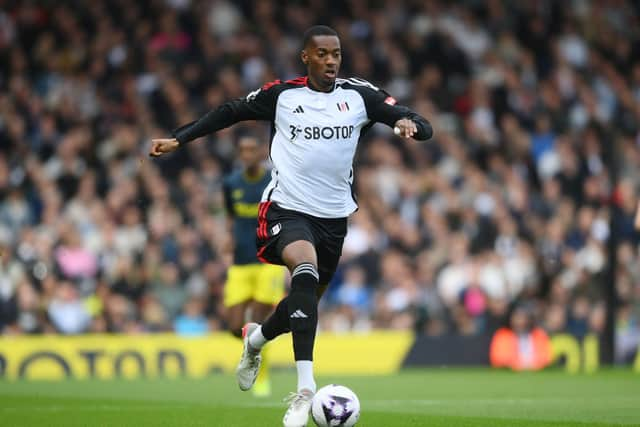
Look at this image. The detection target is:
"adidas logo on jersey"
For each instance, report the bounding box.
[290,310,308,319]
[293,105,305,113]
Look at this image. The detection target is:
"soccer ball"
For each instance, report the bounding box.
[311,384,360,427]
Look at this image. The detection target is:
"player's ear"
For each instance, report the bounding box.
[301,49,308,65]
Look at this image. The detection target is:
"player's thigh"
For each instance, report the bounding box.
[224,265,256,307]
[315,218,348,289]
[281,240,317,270]
[254,264,287,306]
[257,202,317,267]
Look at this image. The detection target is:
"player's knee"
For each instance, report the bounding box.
[287,263,319,332]
[282,241,317,270]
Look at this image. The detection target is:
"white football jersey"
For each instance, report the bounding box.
[173,76,432,218]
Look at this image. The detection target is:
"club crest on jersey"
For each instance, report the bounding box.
[336,101,350,112]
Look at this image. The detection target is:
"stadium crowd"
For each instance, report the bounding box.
[1,0,639,362]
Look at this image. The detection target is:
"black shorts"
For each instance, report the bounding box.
[256,202,347,285]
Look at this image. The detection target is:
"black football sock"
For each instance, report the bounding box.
[261,297,291,340]
[287,263,319,361]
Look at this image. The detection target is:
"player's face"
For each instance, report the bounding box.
[238,138,261,168]
[302,35,341,90]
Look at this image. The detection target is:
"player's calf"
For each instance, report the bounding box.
[287,263,320,396]
[287,263,319,356]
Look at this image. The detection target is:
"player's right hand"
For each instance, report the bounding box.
[149,138,180,157]
[394,118,418,139]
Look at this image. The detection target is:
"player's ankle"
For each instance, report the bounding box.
[298,388,314,396]
[296,360,316,393]
[248,325,268,350]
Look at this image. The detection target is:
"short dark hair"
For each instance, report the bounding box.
[303,25,338,48]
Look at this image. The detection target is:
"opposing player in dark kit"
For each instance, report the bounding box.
[150,25,433,427]
[222,135,286,397]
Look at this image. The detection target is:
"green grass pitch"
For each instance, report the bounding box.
[1,369,638,426]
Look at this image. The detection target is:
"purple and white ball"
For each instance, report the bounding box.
[311,384,360,427]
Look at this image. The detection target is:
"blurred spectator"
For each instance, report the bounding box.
[152,263,187,319]
[47,281,91,334]
[335,265,372,314]
[490,305,552,371]
[54,223,98,280]
[174,297,209,336]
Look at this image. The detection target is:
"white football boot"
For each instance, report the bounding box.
[235,322,262,391]
[282,389,314,427]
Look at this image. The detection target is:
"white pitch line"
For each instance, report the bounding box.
[235,396,640,409]
[234,399,534,409]
[5,397,637,413]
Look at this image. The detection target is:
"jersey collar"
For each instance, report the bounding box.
[305,76,336,93]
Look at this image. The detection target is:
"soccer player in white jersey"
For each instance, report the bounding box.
[150,25,433,427]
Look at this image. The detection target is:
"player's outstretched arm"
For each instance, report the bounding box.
[379,104,433,141]
[149,83,281,155]
[394,117,430,140]
[355,80,433,141]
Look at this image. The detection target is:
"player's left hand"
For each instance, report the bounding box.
[394,118,418,139]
